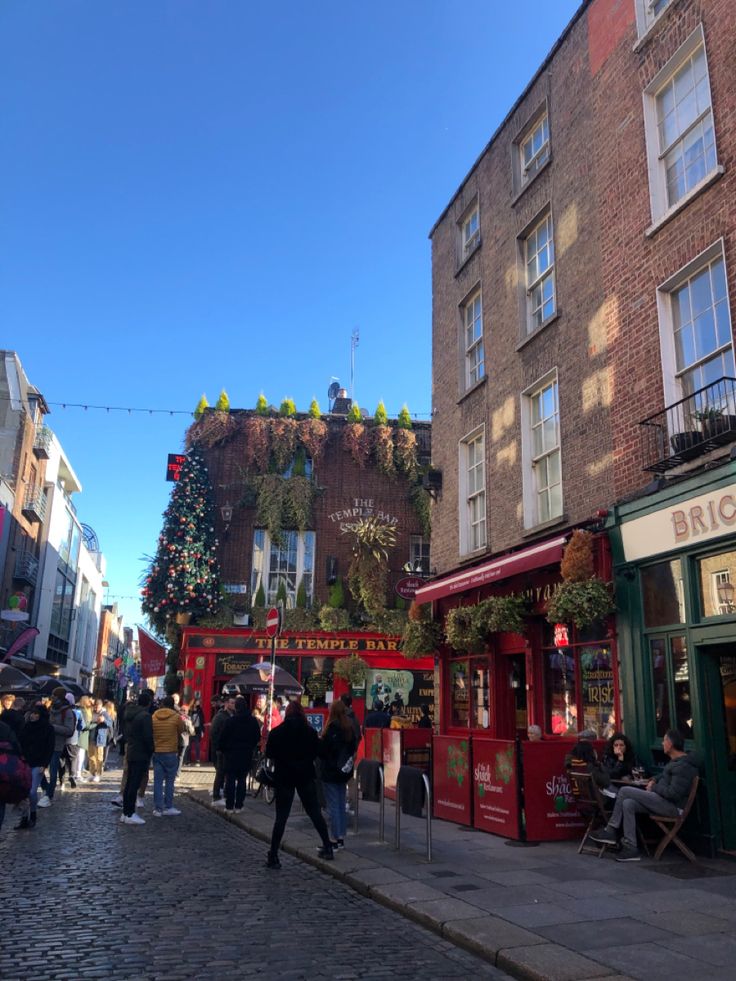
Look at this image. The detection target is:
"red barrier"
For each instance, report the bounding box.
[364,728,383,762]
[472,738,521,839]
[521,740,592,841]
[432,735,472,826]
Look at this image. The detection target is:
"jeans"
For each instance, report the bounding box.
[224,770,248,810]
[123,760,150,817]
[212,751,225,800]
[322,781,348,840]
[608,787,680,845]
[270,779,331,856]
[153,752,179,811]
[40,750,62,800]
[188,735,202,764]
[75,748,87,778]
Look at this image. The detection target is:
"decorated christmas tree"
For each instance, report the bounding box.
[141,452,221,635]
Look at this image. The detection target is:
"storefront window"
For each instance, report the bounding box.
[641,559,684,626]
[470,657,491,729]
[698,549,736,617]
[649,635,692,739]
[650,638,669,737]
[302,656,333,707]
[544,650,577,734]
[543,627,616,738]
[276,656,300,684]
[672,637,693,738]
[450,660,469,727]
[580,645,614,737]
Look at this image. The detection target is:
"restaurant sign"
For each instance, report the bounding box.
[521,741,587,841]
[214,655,254,676]
[432,735,472,826]
[472,739,521,839]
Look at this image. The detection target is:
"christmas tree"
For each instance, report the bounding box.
[141,452,221,635]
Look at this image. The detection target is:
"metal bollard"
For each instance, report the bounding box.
[395,768,432,862]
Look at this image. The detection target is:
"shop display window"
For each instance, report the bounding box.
[641,559,685,626]
[470,657,491,729]
[450,659,470,727]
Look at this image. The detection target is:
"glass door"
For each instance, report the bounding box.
[701,644,736,851]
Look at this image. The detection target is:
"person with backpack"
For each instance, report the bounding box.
[16,702,55,829]
[37,688,76,807]
[318,699,357,850]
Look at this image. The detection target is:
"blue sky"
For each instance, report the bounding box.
[1,0,581,631]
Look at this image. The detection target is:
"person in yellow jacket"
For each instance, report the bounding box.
[151,696,186,817]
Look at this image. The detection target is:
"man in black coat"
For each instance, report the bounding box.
[219,697,260,812]
[0,719,20,832]
[121,690,154,826]
[210,694,235,806]
[17,702,54,829]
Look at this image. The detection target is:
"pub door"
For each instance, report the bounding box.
[701,644,736,852]
[494,651,527,739]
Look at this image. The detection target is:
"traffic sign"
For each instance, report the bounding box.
[266,606,280,638]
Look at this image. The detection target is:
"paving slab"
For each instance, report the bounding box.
[408,896,490,930]
[580,941,724,981]
[443,916,547,956]
[497,943,612,980]
[665,932,736,967]
[633,908,734,936]
[535,918,674,952]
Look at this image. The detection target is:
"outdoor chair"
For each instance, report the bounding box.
[644,774,700,862]
[566,767,613,857]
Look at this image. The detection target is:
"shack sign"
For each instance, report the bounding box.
[395,576,423,600]
[166,454,187,482]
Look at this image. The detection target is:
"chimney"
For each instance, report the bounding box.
[331,387,353,415]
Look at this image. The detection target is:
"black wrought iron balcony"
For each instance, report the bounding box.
[640,376,736,473]
[21,488,47,524]
[32,425,52,460]
[13,550,39,585]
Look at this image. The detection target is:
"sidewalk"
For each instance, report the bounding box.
[179,766,736,981]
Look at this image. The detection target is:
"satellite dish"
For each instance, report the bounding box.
[328,381,340,402]
[81,523,100,552]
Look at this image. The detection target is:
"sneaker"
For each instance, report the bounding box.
[317,845,334,860]
[69,778,77,789]
[266,853,281,869]
[120,814,129,824]
[37,795,52,808]
[616,842,641,862]
[225,808,234,814]
[162,807,181,816]
[590,826,619,845]
[126,812,146,825]
[110,795,123,808]
[212,798,226,808]
[136,798,145,808]
[152,809,163,818]
[234,806,243,813]
[92,775,101,784]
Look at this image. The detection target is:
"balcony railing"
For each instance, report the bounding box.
[21,488,47,524]
[640,376,736,473]
[13,550,39,585]
[32,425,52,460]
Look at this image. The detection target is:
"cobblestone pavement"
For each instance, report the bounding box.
[0,772,509,981]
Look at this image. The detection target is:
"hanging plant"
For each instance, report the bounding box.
[395,428,418,479]
[319,605,351,632]
[474,594,527,635]
[284,608,320,631]
[299,416,328,462]
[347,517,397,615]
[334,654,369,687]
[243,415,270,470]
[284,475,316,532]
[445,606,485,653]
[373,424,396,476]
[365,609,408,635]
[342,420,370,468]
[185,410,237,450]
[561,529,595,582]
[270,417,298,472]
[409,484,431,538]
[253,473,287,543]
[546,579,615,629]
[402,617,442,659]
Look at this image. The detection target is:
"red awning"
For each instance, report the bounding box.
[415,534,567,604]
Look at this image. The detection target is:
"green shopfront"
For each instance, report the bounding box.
[609,463,736,855]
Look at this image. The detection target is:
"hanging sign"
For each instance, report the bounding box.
[395,576,423,600]
[166,454,186,482]
[553,623,569,647]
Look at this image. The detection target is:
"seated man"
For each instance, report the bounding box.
[591,728,698,862]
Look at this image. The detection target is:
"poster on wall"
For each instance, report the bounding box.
[382,729,401,800]
[472,739,521,839]
[521,740,587,841]
[432,735,472,826]
[364,668,434,723]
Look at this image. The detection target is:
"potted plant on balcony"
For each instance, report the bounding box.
[694,406,736,442]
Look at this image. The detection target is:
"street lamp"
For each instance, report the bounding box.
[717,579,735,612]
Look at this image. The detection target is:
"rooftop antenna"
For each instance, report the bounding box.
[350,327,359,400]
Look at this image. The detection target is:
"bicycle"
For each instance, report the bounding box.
[249,749,275,804]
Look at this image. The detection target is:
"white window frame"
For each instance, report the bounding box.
[458,426,486,556]
[251,529,316,607]
[409,534,430,576]
[656,239,734,409]
[460,203,480,260]
[461,287,485,390]
[522,210,556,336]
[711,569,732,615]
[634,0,673,39]
[521,371,562,529]
[642,25,719,226]
[520,112,550,187]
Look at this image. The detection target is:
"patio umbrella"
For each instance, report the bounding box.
[0,663,35,691]
[223,661,303,697]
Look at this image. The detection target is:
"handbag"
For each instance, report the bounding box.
[255,758,276,787]
[0,740,32,805]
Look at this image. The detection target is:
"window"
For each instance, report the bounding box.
[462,289,484,389]
[409,534,430,575]
[641,559,685,626]
[635,0,673,38]
[523,212,555,333]
[460,204,480,260]
[525,376,561,526]
[698,549,736,616]
[643,27,719,223]
[459,429,486,554]
[251,529,315,607]
[649,635,693,738]
[470,657,491,729]
[520,113,549,185]
[542,621,615,737]
[450,659,470,727]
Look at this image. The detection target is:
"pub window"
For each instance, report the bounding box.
[302,656,334,708]
[470,657,491,730]
[641,558,685,626]
[542,620,615,738]
[449,659,470,727]
[649,635,693,739]
[698,549,736,617]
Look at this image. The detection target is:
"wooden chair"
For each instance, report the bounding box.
[567,768,614,858]
[646,775,700,862]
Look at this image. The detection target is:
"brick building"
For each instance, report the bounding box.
[420,0,736,851]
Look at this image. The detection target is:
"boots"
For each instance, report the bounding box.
[29,811,37,828]
[14,816,30,831]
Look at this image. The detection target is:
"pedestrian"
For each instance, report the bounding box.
[340,694,362,749]
[75,696,93,781]
[37,687,76,808]
[102,701,117,770]
[219,697,260,813]
[16,702,55,830]
[210,694,235,807]
[173,695,194,775]
[188,698,205,765]
[88,711,110,783]
[318,699,357,850]
[265,700,334,869]
[121,690,154,826]
[60,692,80,790]
[151,695,186,818]
[0,693,25,737]
[0,718,22,833]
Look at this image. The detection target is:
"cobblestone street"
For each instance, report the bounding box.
[0,773,508,981]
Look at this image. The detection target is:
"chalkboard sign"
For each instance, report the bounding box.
[305,711,326,735]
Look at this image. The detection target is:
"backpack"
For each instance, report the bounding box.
[0,740,32,804]
[75,709,85,733]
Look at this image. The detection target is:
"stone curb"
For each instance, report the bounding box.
[187,792,627,981]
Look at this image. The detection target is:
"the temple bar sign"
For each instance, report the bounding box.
[190,633,400,653]
[166,454,186,482]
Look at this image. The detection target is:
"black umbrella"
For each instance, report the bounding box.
[32,675,72,697]
[223,661,303,697]
[0,663,36,691]
[59,680,91,699]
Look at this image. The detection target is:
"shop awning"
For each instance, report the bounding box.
[414,534,567,604]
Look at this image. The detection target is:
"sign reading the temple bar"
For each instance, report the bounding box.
[328,498,399,533]
[189,632,401,653]
[166,453,187,482]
